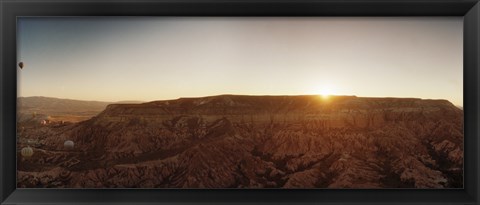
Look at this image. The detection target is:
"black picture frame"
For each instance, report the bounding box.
[1,0,479,204]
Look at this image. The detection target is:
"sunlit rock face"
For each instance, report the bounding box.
[17,95,463,188]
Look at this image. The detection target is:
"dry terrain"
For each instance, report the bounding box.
[17,95,463,188]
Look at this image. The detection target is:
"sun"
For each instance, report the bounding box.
[319,88,333,96]
[307,84,338,100]
[318,86,335,99]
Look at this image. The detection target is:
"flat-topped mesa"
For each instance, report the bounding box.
[99,95,459,116]
[98,95,343,116]
[91,95,462,130]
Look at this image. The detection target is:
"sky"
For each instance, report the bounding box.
[17,17,463,106]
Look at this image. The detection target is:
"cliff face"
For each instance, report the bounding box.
[17,95,463,188]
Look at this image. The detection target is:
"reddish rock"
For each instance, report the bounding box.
[17,95,463,188]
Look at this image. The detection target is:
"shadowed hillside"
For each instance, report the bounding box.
[17,95,463,188]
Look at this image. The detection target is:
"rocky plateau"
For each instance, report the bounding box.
[17,95,464,188]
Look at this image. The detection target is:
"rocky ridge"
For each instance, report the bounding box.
[17,95,463,188]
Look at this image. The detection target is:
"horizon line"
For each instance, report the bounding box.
[17,94,462,107]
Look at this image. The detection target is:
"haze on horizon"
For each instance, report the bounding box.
[17,17,463,106]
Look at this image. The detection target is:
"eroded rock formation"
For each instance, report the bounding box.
[17,95,463,188]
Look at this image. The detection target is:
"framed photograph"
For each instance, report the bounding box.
[1,0,479,204]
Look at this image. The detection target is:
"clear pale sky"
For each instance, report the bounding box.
[17,17,463,106]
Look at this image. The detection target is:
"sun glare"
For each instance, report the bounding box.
[318,86,336,99]
[319,89,332,96]
[320,94,331,100]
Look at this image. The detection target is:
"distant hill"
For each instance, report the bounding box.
[17,96,142,123]
[116,100,145,104]
[18,96,112,114]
